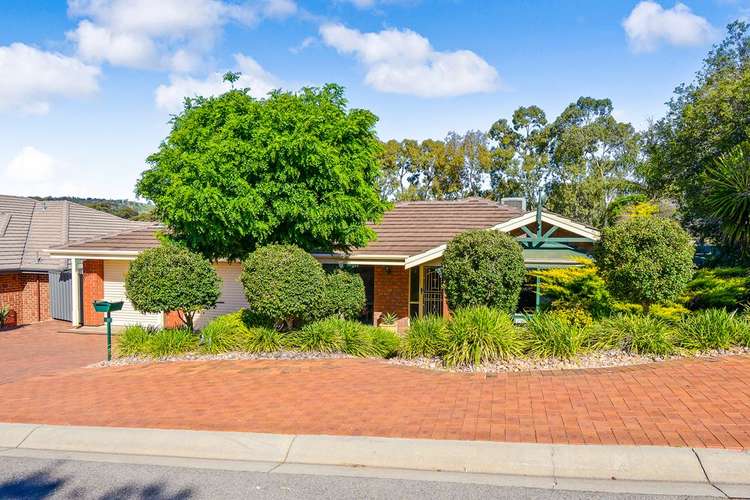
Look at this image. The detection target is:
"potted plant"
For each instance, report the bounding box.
[0,305,9,330]
[379,312,398,333]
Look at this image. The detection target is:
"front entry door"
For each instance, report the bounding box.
[422,266,443,317]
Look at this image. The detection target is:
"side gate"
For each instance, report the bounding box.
[49,270,77,322]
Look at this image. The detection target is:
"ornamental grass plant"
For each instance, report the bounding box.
[442,306,522,367]
[523,312,585,359]
[400,315,447,358]
[677,308,739,351]
[589,314,676,356]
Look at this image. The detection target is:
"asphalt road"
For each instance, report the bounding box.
[0,456,718,500]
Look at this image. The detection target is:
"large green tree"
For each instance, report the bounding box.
[488,105,550,206]
[643,21,750,247]
[137,83,389,260]
[546,97,641,228]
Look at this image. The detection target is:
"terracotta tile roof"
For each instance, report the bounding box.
[51,198,524,259]
[349,197,523,257]
[50,224,163,253]
[0,195,148,272]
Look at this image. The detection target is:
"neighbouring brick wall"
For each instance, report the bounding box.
[163,311,182,329]
[0,272,50,326]
[83,260,104,326]
[373,265,410,332]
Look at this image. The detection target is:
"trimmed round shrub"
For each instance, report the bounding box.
[400,316,447,358]
[590,314,676,355]
[316,270,366,320]
[523,312,585,359]
[442,230,526,312]
[125,243,222,332]
[677,309,738,351]
[595,217,694,314]
[442,306,522,367]
[241,244,326,329]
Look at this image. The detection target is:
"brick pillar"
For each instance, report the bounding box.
[19,273,50,324]
[83,260,104,326]
[0,273,22,326]
[163,311,183,329]
[373,265,410,332]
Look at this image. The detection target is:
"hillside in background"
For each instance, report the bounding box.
[32,197,156,221]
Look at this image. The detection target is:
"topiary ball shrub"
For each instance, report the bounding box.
[523,312,585,359]
[442,306,522,367]
[316,270,366,320]
[595,217,694,314]
[589,314,676,356]
[400,316,447,359]
[442,230,526,313]
[241,244,326,330]
[125,243,222,332]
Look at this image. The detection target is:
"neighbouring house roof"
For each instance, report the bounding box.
[0,195,149,272]
[48,197,601,268]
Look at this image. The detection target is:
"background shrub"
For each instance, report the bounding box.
[595,217,694,314]
[400,316,447,358]
[523,312,584,359]
[442,230,526,312]
[241,244,325,330]
[682,267,750,311]
[315,270,366,320]
[442,306,521,367]
[590,314,676,355]
[530,259,613,318]
[125,243,221,332]
[199,311,247,353]
[677,309,738,351]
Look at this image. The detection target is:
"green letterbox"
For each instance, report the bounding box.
[93,300,124,361]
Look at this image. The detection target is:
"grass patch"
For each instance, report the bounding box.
[400,315,447,358]
[523,312,584,359]
[293,317,345,353]
[442,306,521,367]
[367,326,401,358]
[589,314,676,356]
[243,326,285,353]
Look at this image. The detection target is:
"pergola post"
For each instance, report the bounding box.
[71,257,82,326]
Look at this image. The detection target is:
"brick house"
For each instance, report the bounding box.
[48,197,599,332]
[0,195,145,327]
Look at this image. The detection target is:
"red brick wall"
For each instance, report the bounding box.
[373,265,410,332]
[163,311,183,329]
[83,260,104,326]
[0,272,50,326]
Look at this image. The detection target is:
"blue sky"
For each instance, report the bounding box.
[0,0,744,199]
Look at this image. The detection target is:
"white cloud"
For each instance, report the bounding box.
[5,146,57,182]
[155,53,280,112]
[319,23,499,97]
[67,0,297,71]
[623,1,717,52]
[0,43,100,115]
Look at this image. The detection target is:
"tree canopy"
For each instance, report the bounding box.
[642,21,750,248]
[137,84,389,261]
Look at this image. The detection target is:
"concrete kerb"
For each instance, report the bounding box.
[0,423,748,495]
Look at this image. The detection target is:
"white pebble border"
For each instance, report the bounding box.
[89,346,750,373]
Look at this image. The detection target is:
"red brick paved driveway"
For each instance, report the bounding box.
[0,328,749,450]
[0,321,105,384]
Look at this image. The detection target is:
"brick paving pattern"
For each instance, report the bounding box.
[1,323,749,449]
